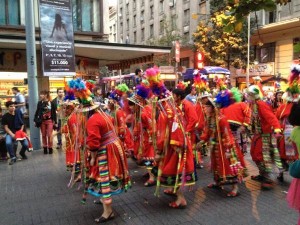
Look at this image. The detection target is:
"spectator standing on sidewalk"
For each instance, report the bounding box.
[2,101,29,165]
[51,88,64,149]
[12,87,26,116]
[34,90,57,154]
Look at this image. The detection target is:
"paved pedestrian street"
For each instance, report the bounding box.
[0,149,297,225]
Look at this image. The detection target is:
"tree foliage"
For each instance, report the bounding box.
[223,0,290,32]
[193,2,252,69]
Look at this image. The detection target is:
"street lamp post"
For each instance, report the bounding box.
[246,14,251,88]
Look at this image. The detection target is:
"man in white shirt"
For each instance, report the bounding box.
[12,87,26,115]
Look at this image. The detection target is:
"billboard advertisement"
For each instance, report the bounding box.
[39,0,75,76]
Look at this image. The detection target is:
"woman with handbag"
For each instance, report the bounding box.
[34,90,57,154]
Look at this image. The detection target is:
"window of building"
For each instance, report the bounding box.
[133,15,137,27]
[160,0,164,12]
[120,22,123,33]
[141,10,145,23]
[133,0,136,10]
[180,57,190,68]
[127,19,129,31]
[126,3,129,14]
[110,26,112,34]
[114,34,116,42]
[169,0,176,7]
[159,20,164,34]
[171,15,177,30]
[134,31,137,43]
[120,7,123,18]
[267,11,276,24]
[293,38,300,60]
[72,0,101,32]
[184,9,190,26]
[141,28,145,41]
[150,6,154,19]
[0,0,20,26]
[256,42,275,63]
[113,24,116,32]
[141,0,145,6]
[150,24,154,37]
[198,1,207,22]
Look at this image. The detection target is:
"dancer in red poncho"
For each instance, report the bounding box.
[201,97,245,197]
[66,78,131,223]
[247,85,283,190]
[108,84,134,156]
[144,67,196,209]
[128,81,155,187]
[85,109,131,222]
[276,66,300,182]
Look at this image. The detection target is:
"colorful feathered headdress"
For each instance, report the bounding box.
[286,65,300,95]
[176,81,189,91]
[144,67,169,98]
[214,77,227,91]
[193,73,210,94]
[66,78,99,112]
[64,81,76,102]
[247,85,263,100]
[110,83,129,102]
[215,87,242,108]
[128,80,152,107]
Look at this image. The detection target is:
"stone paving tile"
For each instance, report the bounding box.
[0,147,298,225]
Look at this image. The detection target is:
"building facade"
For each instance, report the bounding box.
[0,0,171,102]
[109,6,118,43]
[248,0,300,90]
[0,0,109,97]
[117,0,209,68]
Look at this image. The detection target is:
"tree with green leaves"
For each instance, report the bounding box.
[223,0,290,32]
[193,1,253,69]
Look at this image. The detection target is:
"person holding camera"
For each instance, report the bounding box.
[34,90,57,154]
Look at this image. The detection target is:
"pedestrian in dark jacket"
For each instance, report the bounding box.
[34,90,57,154]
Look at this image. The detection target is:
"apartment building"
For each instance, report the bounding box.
[117,0,209,68]
[245,0,300,89]
[109,6,118,43]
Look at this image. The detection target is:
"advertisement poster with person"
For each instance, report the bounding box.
[39,0,75,76]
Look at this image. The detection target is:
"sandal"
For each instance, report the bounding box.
[251,175,265,181]
[261,181,274,190]
[207,183,221,189]
[144,179,156,187]
[169,201,187,209]
[95,212,114,223]
[226,191,240,198]
[164,189,177,196]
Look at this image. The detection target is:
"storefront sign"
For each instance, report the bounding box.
[0,49,27,72]
[249,62,274,76]
[75,56,100,77]
[159,66,175,73]
[39,0,75,76]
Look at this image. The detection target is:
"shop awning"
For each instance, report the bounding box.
[0,35,171,67]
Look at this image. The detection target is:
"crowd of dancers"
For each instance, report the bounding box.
[56,65,300,223]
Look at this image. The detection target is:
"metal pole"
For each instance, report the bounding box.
[25,0,41,150]
[246,14,250,88]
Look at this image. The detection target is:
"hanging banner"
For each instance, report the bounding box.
[39,0,75,76]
